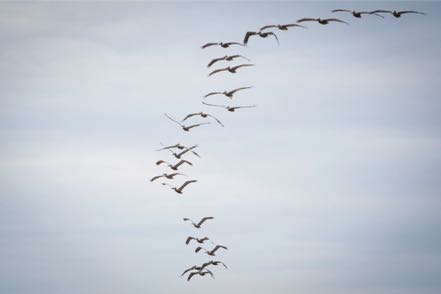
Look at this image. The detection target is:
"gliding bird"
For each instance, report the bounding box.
[150,173,186,182]
[164,113,210,131]
[243,31,279,45]
[187,270,214,281]
[156,159,193,171]
[297,17,348,25]
[182,112,224,127]
[260,23,306,31]
[332,9,384,18]
[207,55,250,68]
[195,245,228,256]
[204,86,252,99]
[208,64,254,77]
[202,102,256,112]
[162,180,197,194]
[369,10,426,18]
[201,42,244,49]
[185,236,211,245]
[183,216,214,228]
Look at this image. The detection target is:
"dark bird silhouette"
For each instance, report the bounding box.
[164,113,210,131]
[162,145,200,159]
[185,236,211,245]
[183,216,214,228]
[202,102,256,112]
[181,266,204,277]
[158,143,201,158]
[201,260,228,270]
[162,180,197,194]
[370,10,425,18]
[208,64,254,77]
[195,245,228,256]
[187,270,214,281]
[150,172,186,182]
[260,23,306,31]
[207,55,251,67]
[243,31,279,45]
[182,112,224,127]
[297,18,349,25]
[331,9,384,18]
[156,159,192,171]
[201,42,244,49]
[204,86,252,99]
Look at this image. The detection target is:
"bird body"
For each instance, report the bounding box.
[183,216,214,228]
[208,64,254,77]
[204,86,252,99]
[370,10,425,18]
[243,31,279,45]
[297,17,348,25]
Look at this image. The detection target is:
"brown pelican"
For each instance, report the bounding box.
[162,180,197,194]
[187,270,214,281]
[150,173,186,182]
[182,112,224,127]
[164,113,210,131]
[207,55,251,68]
[156,159,192,171]
[370,10,425,18]
[297,17,349,25]
[162,145,200,160]
[202,101,256,112]
[204,86,252,99]
[157,143,201,158]
[195,245,228,256]
[243,31,279,45]
[183,216,214,228]
[260,23,306,31]
[208,64,254,77]
[201,260,228,270]
[201,42,244,49]
[185,236,211,245]
[331,9,384,18]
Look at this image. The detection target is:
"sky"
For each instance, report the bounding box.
[1,1,441,294]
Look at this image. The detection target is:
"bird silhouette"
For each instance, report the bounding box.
[162,180,197,194]
[204,86,252,99]
[150,172,186,182]
[182,112,224,127]
[187,270,214,281]
[185,236,212,245]
[297,17,348,25]
[181,265,204,277]
[208,64,254,77]
[195,245,228,256]
[243,31,279,45]
[183,216,214,228]
[158,143,201,158]
[260,23,306,31]
[331,9,384,18]
[156,159,192,171]
[369,10,425,18]
[164,113,210,131]
[162,145,200,160]
[201,42,244,49]
[201,260,228,270]
[202,102,256,112]
[207,55,251,67]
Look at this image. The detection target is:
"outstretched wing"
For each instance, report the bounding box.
[399,10,425,15]
[297,18,318,23]
[202,101,226,108]
[187,271,199,281]
[229,86,252,96]
[211,245,228,254]
[260,24,277,31]
[325,18,349,24]
[231,63,254,71]
[185,236,195,245]
[150,174,164,182]
[224,42,244,46]
[164,113,182,126]
[234,105,257,110]
[207,114,224,127]
[208,67,228,77]
[186,122,211,130]
[177,145,197,157]
[175,159,193,168]
[285,23,306,29]
[243,31,257,45]
[201,42,218,49]
[370,10,392,14]
[182,113,201,122]
[331,9,351,13]
[197,216,214,227]
[181,266,196,276]
[198,237,210,243]
[155,160,167,166]
[203,91,223,98]
[178,180,197,192]
[195,246,205,253]
[207,56,224,68]
[267,32,279,45]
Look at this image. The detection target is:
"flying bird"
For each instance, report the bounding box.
[297,18,349,25]
[208,64,254,77]
[150,173,186,182]
[181,265,204,277]
[204,86,252,99]
[201,260,228,270]
[260,23,306,31]
[183,216,214,228]
[157,143,201,158]
[163,145,200,159]
[164,113,210,131]
[156,159,193,171]
[187,270,214,281]
[207,55,251,68]
[243,31,279,45]
[162,180,197,194]
[195,245,228,256]
[369,10,425,18]
[185,236,211,245]
[331,9,384,18]
[201,42,244,49]
[182,112,224,127]
[202,102,256,112]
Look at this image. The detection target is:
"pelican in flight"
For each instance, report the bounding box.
[370,10,425,18]
[187,270,214,281]
[243,31,279,45]
[150,173,186,182]
[182,112,224,127]
[195,245,228,256]
[204,86,252,99]
[162,180,197,194]
[201,260,228,270]
[156,159,192,171]
[260,23,306,31]
[201,42,244,49]
[202,102,256,112]
[207,55,251,68]
[185,236,212,245]
[331,9,384,18]
[162,145,200,159]
[208,64,254,77]
[164,113,210,131]
[157,143,201,158]
[297,17,348,25]
[183,216,214,228]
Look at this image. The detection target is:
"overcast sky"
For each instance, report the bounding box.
[1,1,441,294]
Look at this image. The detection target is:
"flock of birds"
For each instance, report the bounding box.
[151,7,425,282]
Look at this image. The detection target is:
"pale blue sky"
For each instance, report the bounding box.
[1,2,440,294]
